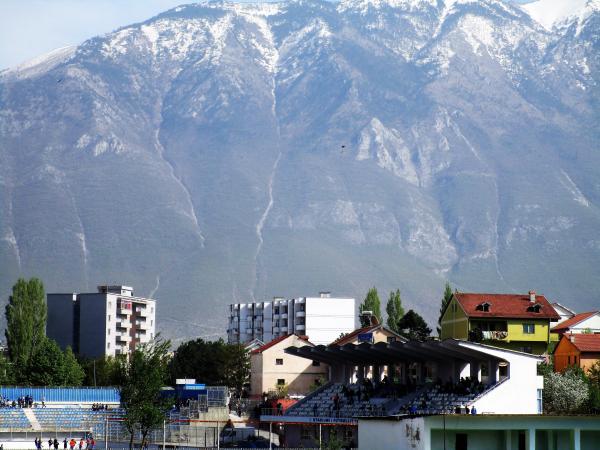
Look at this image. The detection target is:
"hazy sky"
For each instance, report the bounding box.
[0,0,533,70]
[0,0,188,70]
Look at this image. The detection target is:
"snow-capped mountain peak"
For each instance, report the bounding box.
[522,0,600,31]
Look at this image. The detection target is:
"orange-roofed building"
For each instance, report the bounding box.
[249,334,328,398]
[551,311,600,337]
[440,291,560,354]
[553,333,600,373]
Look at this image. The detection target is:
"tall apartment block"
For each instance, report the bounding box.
[47,285,156,359]
[227,292,356,345]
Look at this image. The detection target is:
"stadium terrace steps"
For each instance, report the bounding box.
[23,408,41,431]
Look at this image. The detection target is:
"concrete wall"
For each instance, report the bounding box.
[46,294,76,351]
[78,293,108,358]
[359,417,427,450]
[359,416,600,450]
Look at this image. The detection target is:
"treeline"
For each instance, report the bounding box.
[357,282,454,340]
[1,278,84,386]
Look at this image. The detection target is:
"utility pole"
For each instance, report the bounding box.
[104,416,108,450]
[162,419,166,450]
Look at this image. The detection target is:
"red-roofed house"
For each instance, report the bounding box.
[554,334,600,373]
[551,311,600,336]
[249,334,328,398]
[440,291,560,354]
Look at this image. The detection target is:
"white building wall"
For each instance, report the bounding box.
[359,417,427,450]
[304,297,356,345]
[564,314,600,333]
[227,294,356,344]
[460,342,544,415]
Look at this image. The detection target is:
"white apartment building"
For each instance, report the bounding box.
[227,292,356,345]
[47,285,156,358]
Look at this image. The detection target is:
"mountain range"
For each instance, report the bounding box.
[1,0,599,341]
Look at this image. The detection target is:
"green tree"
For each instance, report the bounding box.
[169,338,250,393]
[0,353,14,384]
[437,282,454,337]
[28,337,66,386]
[119,337,171,450]
[63,346,85,386]
[82,356,122,386]
[5,278,47,380]
[359,287,381,327]
[543,368,589,414]
[223,343,251,396]
[385,289,404,333]
[397,310,432,341]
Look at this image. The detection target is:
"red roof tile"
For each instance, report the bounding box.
[454,292,560,320]
[250,334,309,354]
[552,312,598,332]
[567,334,600,352]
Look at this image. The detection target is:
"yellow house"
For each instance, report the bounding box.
[440,291,560,354]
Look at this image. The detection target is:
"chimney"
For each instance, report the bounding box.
[529,291,536,303]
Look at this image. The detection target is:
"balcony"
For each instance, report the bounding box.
[116,332,131,343]
[273,314,280,320]
[135,306,149,317]
[280,326,288,332]
[246,328,253,334]
[281,313,288,319]
[135,320,149,329]
[482,330,508,340]
[273,327,280,333]
[296,324,306,331]
[296,311,306,317]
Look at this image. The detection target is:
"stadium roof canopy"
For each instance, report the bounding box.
[284,339,538,366]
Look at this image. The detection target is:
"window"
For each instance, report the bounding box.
[537,389,543,414]
[456,433,468,450]
[108,315,111,321]
[276,358,283,365]
[574,356,578,364]
[108,329,111,335]
[387,336,396,343]
[312,360,320,366]
[521,346,533,354]
[277,379,285,386]
[522,323,535,334]
[107,342,111,349]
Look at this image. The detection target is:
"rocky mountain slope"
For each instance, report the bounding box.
[1,0,599,340]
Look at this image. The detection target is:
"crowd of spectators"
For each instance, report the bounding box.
[90,403,109,411]
[33,436,95,450]
[0,394,40,408]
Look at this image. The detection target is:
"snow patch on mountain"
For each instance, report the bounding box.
[1,46,76,80]
[522,0,600,32]
[357,118,419,186]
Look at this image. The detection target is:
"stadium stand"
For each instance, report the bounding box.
[0,408,31,429]
[284,378,494,418]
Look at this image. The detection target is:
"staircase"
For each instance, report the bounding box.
[23,408,41,431]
